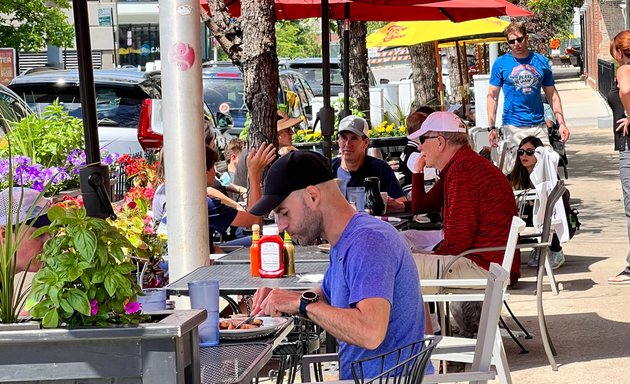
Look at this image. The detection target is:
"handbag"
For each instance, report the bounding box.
[561,189,581,239]
[548,123,569,166]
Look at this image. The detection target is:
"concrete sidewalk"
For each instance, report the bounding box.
[499,78,630,383]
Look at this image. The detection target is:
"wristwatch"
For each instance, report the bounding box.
[299,291,319,318]
[489,126,496,131]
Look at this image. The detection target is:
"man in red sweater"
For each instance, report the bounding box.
[413,112,520,286]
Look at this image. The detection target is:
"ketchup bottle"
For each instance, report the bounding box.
[250,224,261,277]
[258,224,285,278]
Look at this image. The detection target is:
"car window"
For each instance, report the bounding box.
[288,63,344,86]
[10,84,146,128]
[202,77,246,112]
[0,90,29,134]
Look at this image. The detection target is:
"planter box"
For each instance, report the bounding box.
[0,309,205,384]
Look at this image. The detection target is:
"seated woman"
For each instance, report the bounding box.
[154,143,276,252]
[507,136,565,269]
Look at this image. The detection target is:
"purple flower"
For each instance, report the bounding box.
[90,300,98,316]
[124,301,141,314]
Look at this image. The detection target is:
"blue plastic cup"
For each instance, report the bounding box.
[188,280,220,346]
[137,288,167,312]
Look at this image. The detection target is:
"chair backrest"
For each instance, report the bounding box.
[540,180,567,245]
[500,216,526,279]
[350,336,441,384]
[471,263,510,374]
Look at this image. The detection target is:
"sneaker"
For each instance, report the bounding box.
[549,250,565,269]
[608,270,630,285]
[527,249,539,268]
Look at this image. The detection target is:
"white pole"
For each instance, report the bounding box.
[489,43,499,69]
[159,0,209,282]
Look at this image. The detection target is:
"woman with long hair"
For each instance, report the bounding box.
[507,136,565,269]
[607,31,630,283]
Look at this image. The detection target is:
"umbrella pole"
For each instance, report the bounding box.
[434,41,444,111]
[342,16,351,118]
[319,0,335,161]
[72,0,115,220]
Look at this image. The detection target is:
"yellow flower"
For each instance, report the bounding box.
[368,129,373,136]
[387,123,395,131]
[399,127,406,133]
[376,127,385,133]
[313,131,322,139]
[295,130,305,136]
[385,126,394,134]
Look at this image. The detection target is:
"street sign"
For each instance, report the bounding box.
[0,48,16,86]
[98,8,112,26]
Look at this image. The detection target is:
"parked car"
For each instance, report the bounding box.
[0,84,31,136]
[285,57,377,97]
[565,45,582,57]
[202,65,315,136]
[9,69,216,155]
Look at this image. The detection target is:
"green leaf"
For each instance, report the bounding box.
[29,302,50,319]
[59,298,73,314]
[116,262,136,275]
[73,227,97,261]
[104,274,118,297]
[42,308,60,328]
[31,226,51,238]
[48,286,60,306]
[66,288,90,316]
[47,205,65,222]
[34,268,58,287]
[91,269,107,284]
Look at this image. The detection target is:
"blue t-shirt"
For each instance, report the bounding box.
[332,155,405,199]
[321,213,428,380]
[489,52,554,127]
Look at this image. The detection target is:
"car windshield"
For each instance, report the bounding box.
[202,77,247,112]
[11,84,145,127]
[288,64,344,86]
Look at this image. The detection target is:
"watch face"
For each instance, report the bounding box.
[302,291,318,301]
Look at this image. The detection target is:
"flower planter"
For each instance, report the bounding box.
[0,309,205,383]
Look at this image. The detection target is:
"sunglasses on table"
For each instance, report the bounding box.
[517,148,536,156]
[507,36,525,45]
[419,135,440,144]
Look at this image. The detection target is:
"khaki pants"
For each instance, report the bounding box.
[412,253,489,294]
[501,124,550,174]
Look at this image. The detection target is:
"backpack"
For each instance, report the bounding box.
[562,189,581,239]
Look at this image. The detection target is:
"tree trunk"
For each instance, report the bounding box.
[349,22,370,119]
[201,1,242,67]
[444,45,466,106]
[409,42,439,110]
[240,0,279,151]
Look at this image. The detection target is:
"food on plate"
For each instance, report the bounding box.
[219,318,264,330]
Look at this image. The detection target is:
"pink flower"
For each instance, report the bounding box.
[90,300,98,316]
[125,301,141,314]
[127,201,137,210]
[143,226,154,235]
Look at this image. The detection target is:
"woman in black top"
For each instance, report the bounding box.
[607,31,630,284]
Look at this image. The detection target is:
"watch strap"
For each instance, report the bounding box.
[299,298,310,318]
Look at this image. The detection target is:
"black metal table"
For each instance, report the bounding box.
[216,245,330,264]
[199,317,294,384]
[166,262,329,296]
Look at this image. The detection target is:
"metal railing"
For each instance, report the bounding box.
[598,58,616,99]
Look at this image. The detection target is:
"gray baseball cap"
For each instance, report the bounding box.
[338,115,369,138]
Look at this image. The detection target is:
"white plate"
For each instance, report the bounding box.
[317,244,331,253]
[219,316,289,340]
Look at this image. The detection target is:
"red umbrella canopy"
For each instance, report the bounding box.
[200,0,530,22]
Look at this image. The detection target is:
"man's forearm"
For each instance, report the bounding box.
[486,94,497,127]
[246,171,262,211]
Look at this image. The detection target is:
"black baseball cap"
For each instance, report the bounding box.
[249,151,334,216]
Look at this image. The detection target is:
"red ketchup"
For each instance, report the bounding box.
[258,224,285,278]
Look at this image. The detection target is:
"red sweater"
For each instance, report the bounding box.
[434,147,520,283]
[403,172,444,214]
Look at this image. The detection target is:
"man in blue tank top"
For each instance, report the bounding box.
[487,21,570,173]
[249,151,429,380]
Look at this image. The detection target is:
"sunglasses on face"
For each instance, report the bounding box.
[507,36,525,45]
[517,148,536,156]
[419,135,440,144]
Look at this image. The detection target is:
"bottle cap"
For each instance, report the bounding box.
[262,224,279,236]
[284,232,292,241]
[252,224,260,233]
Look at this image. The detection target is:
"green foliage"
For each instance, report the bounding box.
[515,0,584,53]
[26,206,145,328]
[0,1,74,51]
[367,22,387,35]
[0,149,49,324]
[332,97,365,129]
[0,102,84,168]
[276,21,321,59]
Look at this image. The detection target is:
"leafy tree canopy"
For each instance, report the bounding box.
[516,0,584,53]
[0,0,74,51]
[276,20,321,59]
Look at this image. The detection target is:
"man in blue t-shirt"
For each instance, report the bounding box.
[332,115,405,202]
[249,151,428,381]
[487,21,570,173]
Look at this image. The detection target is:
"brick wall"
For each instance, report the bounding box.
[583,0,626,90]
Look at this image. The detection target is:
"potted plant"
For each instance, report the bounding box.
[0,150,203,383]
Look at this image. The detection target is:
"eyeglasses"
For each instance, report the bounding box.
[507,36,525,45]
[517,148,536,156]
[419,135,440,144]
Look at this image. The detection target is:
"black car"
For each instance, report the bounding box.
[9,69,215,155]
[285,57,377,97]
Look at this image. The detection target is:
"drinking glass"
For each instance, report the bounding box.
[188,280,220,346]
[346,187,366,212]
